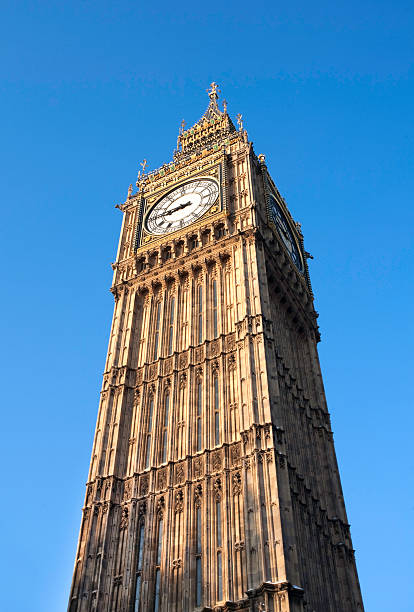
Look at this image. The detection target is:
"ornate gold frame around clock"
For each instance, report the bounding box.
[136,160,227,249]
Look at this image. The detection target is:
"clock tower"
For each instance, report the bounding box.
[68,84,364,612]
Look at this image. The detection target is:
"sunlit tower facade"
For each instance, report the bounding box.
[68,84,364,612]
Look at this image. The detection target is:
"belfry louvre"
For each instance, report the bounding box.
[68,84,364,612]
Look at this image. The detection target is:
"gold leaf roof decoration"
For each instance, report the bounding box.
[133,83,243,195]
[175,82,237,158]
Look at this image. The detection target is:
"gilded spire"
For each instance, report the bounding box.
[175,83,238,158]
[197,81,225,124]
[207,81,220,100]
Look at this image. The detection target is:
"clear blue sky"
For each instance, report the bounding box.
[1,1,413,610]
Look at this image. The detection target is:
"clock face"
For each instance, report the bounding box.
[145,179,219,235]
[269,195,304,273]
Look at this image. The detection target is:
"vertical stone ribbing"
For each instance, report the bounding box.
[68,106,363,612]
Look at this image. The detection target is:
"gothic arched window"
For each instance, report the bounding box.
[153,301,162,360]
[216,498,223,600]
[196,381,202,452]
[137,257,145,272]
[197,284,203,344]
[161,391,170,463]
[195,504,202,606]
[180,282,189,350]
[175,240,184,257]
[212,279,218,338]
[190,235,198,250]
[168,297,175,355]
[215,224,225,239]
[133,521,145,612]
[214,376,220,446]
[144,397,154,469]
[153,517,163,612]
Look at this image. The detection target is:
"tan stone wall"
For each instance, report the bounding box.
[68,131,363,612]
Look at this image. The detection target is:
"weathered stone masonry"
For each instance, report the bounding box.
[68,85,364,612]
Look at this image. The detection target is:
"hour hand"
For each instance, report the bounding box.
[164,201,192,216]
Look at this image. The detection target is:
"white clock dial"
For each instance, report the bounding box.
[145,179,219,235]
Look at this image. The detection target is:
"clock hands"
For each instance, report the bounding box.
[146,179,219,236]
[162,200,193,218]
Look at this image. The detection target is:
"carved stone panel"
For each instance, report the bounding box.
[123,479,132,501]
[178,352,188,369]
[193,456,204,479]
[164,357,173,375]
[225,333,236,351]
[157,467,168,490]
[139,475,149,496]
[230,442,242,466]
[175,462,185,484]
[211,449,223,472]
[210,340,220,357]
[148,364,157,380]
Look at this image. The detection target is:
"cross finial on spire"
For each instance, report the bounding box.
[208,82,220,100]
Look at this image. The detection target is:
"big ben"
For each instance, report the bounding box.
[68,83,364,611]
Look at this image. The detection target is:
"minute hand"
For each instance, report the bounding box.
[164,201,193,216]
